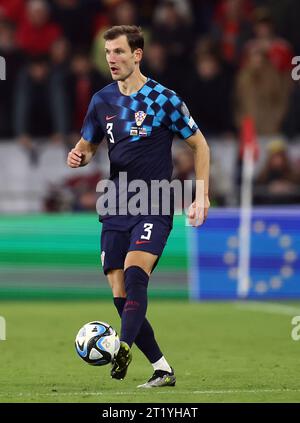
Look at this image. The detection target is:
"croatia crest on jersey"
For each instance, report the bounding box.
[135,111,147,127]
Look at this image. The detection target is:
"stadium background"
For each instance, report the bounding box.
[1,0,300,403]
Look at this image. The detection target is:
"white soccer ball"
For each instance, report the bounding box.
[75,321,120,366]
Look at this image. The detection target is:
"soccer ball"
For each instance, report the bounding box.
[75,321,120,366]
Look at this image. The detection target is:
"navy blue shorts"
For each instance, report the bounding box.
[100,215,173,275]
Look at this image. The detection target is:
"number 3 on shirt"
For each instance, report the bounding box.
[106,123,115,143]
[141,223,153,240]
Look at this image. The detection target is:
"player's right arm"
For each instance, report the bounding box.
[68,94,104,168]
[67,138,99,168]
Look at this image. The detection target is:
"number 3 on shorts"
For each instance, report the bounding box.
[141,223,153,240]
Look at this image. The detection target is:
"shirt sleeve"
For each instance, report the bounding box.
[80,95,104,144]
[167,93,198,139]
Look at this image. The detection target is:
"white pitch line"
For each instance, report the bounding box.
[193,388,300,394]
[1,388,300,397]
[234,301,300,316]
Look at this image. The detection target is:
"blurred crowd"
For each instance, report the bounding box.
[0,0,300,211]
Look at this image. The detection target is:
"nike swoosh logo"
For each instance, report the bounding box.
[135,240,151,245]
[106,115,117,121]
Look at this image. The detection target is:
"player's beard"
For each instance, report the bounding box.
[114,67,135,82]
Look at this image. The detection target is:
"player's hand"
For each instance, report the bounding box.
[187,196,210,227]
[67,149,83,168]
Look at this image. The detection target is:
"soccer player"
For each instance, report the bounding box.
[67,25,210,388]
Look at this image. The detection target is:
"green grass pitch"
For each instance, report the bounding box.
[0,300,300,403]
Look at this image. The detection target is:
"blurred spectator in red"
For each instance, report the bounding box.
[0,19,24,138]
[186,39,234,137]
[16,0,61,55]
[257,0,300,55]
[235,46,289,136]
[14,55,68,162]
[254,139,300,204]
[212,0,253,64]
[67,50,108,142]
[0,0,25,24]
[243,7,294,74]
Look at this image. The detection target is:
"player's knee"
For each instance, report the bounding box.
[124,251,157,275]
[124,266,149,297]
[124,260,150,275]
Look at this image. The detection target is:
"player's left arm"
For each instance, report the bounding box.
[185,129,210,227]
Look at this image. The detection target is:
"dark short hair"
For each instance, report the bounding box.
[103,25,144,52]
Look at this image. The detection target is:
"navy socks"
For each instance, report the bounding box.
[121,266,149,348]
[113,297,126,316]
[113,297,163,363]
[113,266,163,362]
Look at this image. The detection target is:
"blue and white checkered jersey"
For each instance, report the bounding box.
[81,78,198,184]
